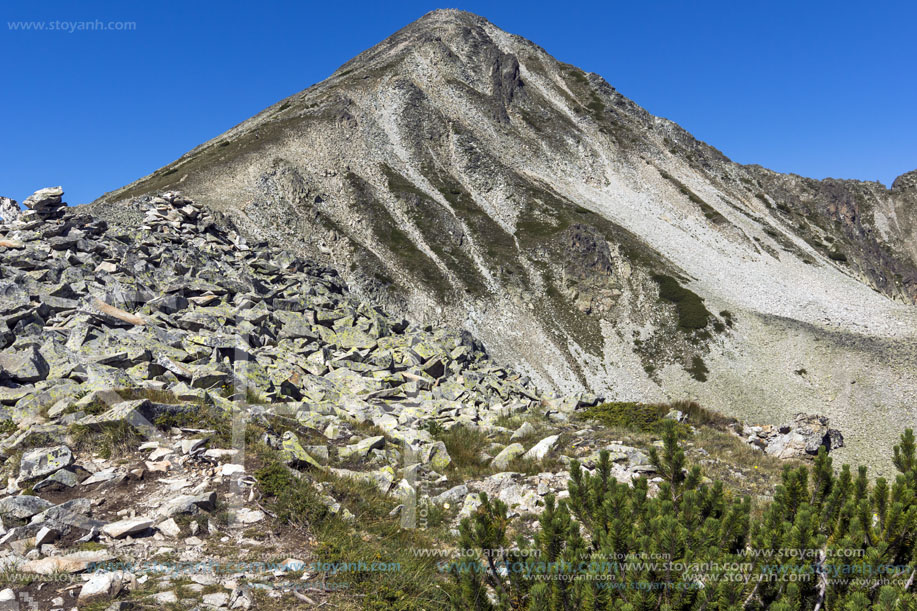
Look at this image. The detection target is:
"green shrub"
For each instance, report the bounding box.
[254,459,327,527]
[449,427,917,610]
[688,354,709,382]
[580,401,670,432]
[0,419,16,437]
[672,399,737,429]
[652,274,711,330]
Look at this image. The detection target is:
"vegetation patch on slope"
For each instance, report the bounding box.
[658,169,730,225]
[651,274,711,330]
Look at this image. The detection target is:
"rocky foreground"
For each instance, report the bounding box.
[0,189,843,609]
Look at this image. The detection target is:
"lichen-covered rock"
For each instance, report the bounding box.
[491,443,525,469]
[280,431,324,469]
[19,445,73,481]
[0,495,53,519]
[339,435,385,462]
[0,345,49,384]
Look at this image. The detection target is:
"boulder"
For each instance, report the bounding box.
[0,495,53,519]
[432,484,468,506]
[491,443,525,469]
[79,570,128,603]
[0,345,49,384]
[19,549,112,574]
[19,445,73,481]
[339,435,385,461]
[22,187,64,218]
[510,421,536,440]
[523,434,559,461]
[102,517,154,539]
[0,587,18,611]
[157,492,216,518]
[754,413,844,459]
[0,197,19,224]
[280,431,325,469]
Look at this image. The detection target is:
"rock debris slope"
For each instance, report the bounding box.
[0,188,610,607]
[0,188,850,608]
[88,9,917,470]
[1,190,588,437]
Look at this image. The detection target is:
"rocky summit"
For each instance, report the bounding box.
[88,9,917,472]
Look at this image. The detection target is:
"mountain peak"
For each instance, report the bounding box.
[88,12,917,471]
[892,169,917,193]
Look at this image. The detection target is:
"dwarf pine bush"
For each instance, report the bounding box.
[450,425,917,610]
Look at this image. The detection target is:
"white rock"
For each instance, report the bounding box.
[204,448,239,460]
[491,443,525,469]
[523,435,560,461]
[181,438,208,454]
[218,464,244,477]
[510,422,536,440]
[235,508,265,524]
[148,447,174,461]
[79,571,124,602]
[102,517,153,539]
[0,588,17,611]
[156,518,181,538]
[203,592,230,607]
[154,590,179,603]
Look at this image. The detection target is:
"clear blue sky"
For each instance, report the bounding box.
[2,0,915,205]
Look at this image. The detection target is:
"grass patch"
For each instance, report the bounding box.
[255,459,327,527]
[153,403,232,445]
[251,426,455,609]
[580,402,673,433]
[581,400,730,434]
[68,421,142,459]
[673,399,736,429]
[434,425,491,479]
[689,427,801,498]
[652,274,711,330]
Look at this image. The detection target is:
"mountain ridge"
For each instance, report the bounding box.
[87,8,917,471]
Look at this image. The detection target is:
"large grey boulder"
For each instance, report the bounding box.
[19,445,73,481]
[157,492,216,518]
[339,435,385,461]
[491,443,525,469]
[0,345,49,384]
[0,495,54,519]
[523,434,559,461]
[22,186,64,214]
